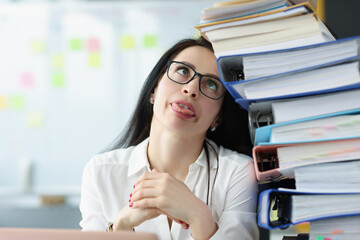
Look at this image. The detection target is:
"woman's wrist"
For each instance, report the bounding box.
[113,218,133,231]
[190,218,218,240]
[188,204,218,239]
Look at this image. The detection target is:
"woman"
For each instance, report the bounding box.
[80,37,259,240]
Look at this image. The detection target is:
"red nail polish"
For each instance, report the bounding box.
[129,202,133,207]
[179,220,183,224]
[130,193,132,197]
[185,224,189,229]
[133,185,135,188]
[129,199,131,202]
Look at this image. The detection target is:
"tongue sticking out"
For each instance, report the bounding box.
[173,103,195,116]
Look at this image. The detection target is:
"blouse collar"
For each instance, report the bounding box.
[127,137,219,177]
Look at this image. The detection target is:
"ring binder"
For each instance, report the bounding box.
[254,108,360,146]
[253,137,360,182]
[258,189,360,230]
[217,35,360,110]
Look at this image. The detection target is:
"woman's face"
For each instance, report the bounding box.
[151,46,223,138]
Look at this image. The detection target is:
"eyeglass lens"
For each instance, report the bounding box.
[167,61,225,99]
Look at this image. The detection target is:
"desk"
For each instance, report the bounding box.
[0,187,81,229]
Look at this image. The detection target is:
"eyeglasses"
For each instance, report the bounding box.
[167,60,226,100]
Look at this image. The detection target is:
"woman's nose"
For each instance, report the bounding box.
[182,77,200,98]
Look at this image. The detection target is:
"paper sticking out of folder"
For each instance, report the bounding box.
[294,160,360,193]
[270,113,360,143]
[310,215,360,240]
[242,37,359,80]
[277,138,360,168]
[291,193,360,223]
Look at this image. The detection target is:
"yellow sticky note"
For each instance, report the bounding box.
[27,112,44,128]
[52,54,65,69]
[52,72,65,88]
[69,38,83,50]
[31,40,45,53]
[295,222,310,233]
[10,95,25,110]
[0,96,7,109]
[88,53,101,67]
[120,35,135,50]
[143,34,158,48]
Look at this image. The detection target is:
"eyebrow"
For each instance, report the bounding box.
[182,61,220,80]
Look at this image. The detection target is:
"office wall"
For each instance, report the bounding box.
[321,0,360,39]
[0,1,216,192]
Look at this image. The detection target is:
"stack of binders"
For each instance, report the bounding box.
[196,1,360,239]
[195,0,335,58]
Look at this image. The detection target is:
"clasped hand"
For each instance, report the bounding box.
[113,169,218,239]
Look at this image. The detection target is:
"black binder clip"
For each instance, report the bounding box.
[258,152,278,172]
[230,68,244,81]
[270,194,291,229]
[255,110,273,128]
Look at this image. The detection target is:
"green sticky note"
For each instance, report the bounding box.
[143,34,158,48]
[120,35,135,50]
[31,40,45,53]
[69,38,83,50]
[52,54,65,69]
[316,236,324,240]
[88,53,101,67]
[194,31,201,39]
[10,95,25,110]
[52,72,65,88]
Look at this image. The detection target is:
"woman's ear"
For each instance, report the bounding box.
[214,114,223,127]
[150,88,157,104]
[210,115,222,132]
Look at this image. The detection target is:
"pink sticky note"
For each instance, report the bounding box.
[87,38,100,52]
[19,72,35,88]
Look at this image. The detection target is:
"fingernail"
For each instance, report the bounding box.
[129,199,131,202]
[133,184,135,188]
[179,220,183,224]
[130,193,132,198]
[129,202,133,207]
[185,224,189,229]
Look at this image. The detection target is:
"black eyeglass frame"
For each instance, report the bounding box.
[166,60,226,100]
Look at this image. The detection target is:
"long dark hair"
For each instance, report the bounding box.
[106,37,252,204]
[107,37,252,154]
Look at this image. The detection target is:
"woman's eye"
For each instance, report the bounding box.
[176,67,190,77]
[205,79,219,91]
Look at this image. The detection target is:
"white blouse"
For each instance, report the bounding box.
[79,138,259,240]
